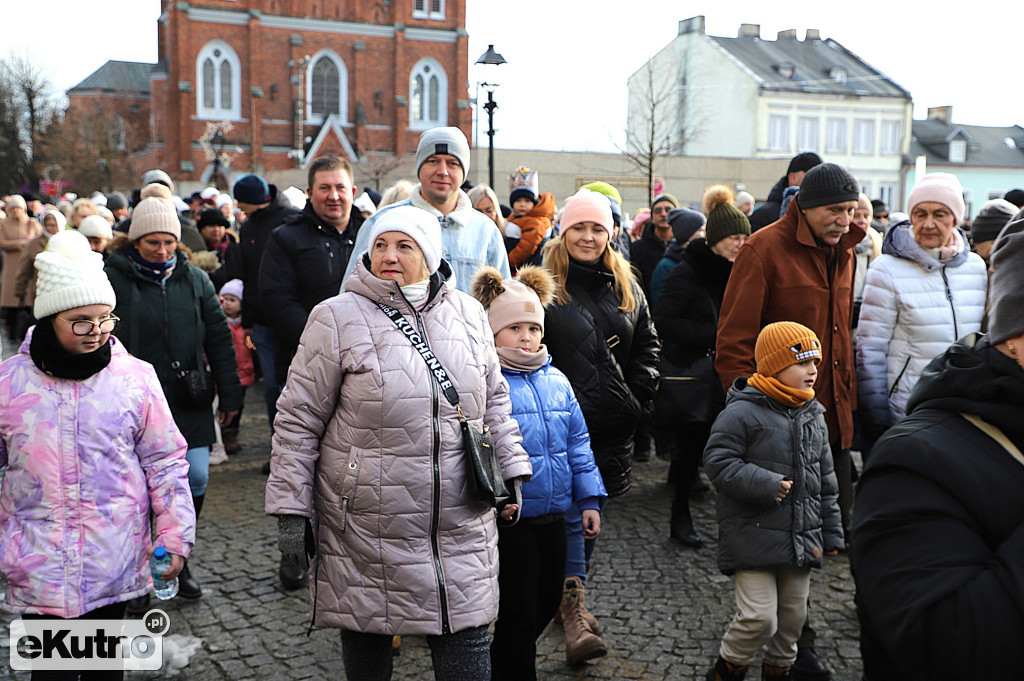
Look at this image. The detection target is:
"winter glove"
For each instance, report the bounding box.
[277,515,311,571]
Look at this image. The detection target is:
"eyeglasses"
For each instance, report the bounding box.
[876,213,889,220]
[56,315,119,336]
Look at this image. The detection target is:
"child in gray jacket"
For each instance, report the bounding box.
[703,321,843,681]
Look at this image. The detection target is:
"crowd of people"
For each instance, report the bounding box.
[1,128,1024,681]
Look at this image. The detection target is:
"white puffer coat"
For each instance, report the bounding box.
[855,223,987,426]
[265,256,530,636]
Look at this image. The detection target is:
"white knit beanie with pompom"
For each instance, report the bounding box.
[33,230,117,319]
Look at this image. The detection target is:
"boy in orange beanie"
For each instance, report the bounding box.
[703,321,843,681]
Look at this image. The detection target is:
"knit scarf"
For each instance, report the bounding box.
[497,345,549,371]
[127,246,177,281]
[747,372,814,408]
[29,320,112,380]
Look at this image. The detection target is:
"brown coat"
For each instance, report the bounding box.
[13,234,49,308]
[0,216,42,308]
[715,198,866,449]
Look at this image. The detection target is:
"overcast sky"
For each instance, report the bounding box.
[7,1,1020,153]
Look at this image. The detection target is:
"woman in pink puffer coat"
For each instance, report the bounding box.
[266,206,530,680]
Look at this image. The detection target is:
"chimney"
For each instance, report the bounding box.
[777,29,797,40]
[738,23,760,38]
[928,106,954,123]
[805,29,821,41]
[678,15,706,36]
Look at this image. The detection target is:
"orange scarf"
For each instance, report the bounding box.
[747,372,814,408]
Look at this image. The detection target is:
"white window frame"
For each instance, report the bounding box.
[853,119,875,156]
[196,40,241,121]
[409,57,447,130]
[413,0,445,19]
[797,117,819,153]
[825,118,846,154]
[878,183,896,208]
[949,138,967,163]
[768,115,790,152]
[880,120,901,155]
[306,49,348,126]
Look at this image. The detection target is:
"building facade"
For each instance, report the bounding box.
[627,16,913,207]
[67,0,470,190]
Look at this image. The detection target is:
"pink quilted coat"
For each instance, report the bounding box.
[0,330,195,617]
[265,258,531,636]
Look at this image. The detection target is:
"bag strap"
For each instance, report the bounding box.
[132,279,186,373]
[571,283,629,378]
[961,413,1024,468]
[374,301,464,414]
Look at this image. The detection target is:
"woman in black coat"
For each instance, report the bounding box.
[652,186,750,546]
[543,189,659,663]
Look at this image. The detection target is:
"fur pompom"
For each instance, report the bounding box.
[514,265,555,308]
[702,184,734,216]
[470,266,506,309]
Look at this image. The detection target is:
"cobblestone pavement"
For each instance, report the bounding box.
[1,332,862,679]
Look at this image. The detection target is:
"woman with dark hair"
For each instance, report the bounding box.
[542,188,659,664]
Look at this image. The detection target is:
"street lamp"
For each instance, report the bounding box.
[211,130,226,189]
[475,44,506,189]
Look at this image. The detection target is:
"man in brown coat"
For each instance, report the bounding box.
[715,162,864,681]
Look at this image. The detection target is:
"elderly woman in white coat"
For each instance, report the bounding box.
[856,173,988,439]
[265,205,531,681]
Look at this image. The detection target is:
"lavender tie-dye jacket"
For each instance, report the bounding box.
[0,330,196,617]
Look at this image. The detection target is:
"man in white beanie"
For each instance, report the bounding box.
[344,126,510,291]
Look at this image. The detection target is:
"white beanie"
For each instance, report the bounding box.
[368,205,443,274]
[353,192,377,216]
[78,214,113,240]
[282,186,307,210]
[219,278,243,300]
[34,230,117,319]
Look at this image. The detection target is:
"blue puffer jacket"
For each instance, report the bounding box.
[502,358,606,518]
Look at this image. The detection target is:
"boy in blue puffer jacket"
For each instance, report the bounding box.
[472,265,607,681]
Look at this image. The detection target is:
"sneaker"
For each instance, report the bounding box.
[209,444,228,465]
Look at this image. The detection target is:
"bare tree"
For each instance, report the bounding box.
[3,52,56,187]
[357,153,410,193]
[621,53,704,201]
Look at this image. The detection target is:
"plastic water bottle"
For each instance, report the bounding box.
[150,546,179,600]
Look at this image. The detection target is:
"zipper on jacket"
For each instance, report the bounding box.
[324,242,335,277]
[888,356,912,399]
[306,552,321,637]
[415,310,452,635]
[941,267,959,339]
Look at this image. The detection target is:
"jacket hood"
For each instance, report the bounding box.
[882,221,971,271]
[726,377,826,417]
[661,241,686,265]
[345,252,455,312]
[907,333,1024,443]
[765,176,788,203]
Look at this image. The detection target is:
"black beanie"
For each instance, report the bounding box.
[667,208,706,244]
[796,163,860,210]
[988,231,1024,344]
[1003,189,1024,209]
[971,199,1017,244]
[787,152,823,175]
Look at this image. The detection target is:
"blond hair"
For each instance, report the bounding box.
[467,184,506,233]
[542,236,637,312]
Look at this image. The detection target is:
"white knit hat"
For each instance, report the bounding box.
[34,230,117,319]
[129,196,181,241]
[907,172,966,225]
[78,214,113,240]
[368,205,443,274]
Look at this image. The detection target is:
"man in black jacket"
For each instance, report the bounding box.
[749,152,822,232]
[226,174,299,436]
[259,156,363,386]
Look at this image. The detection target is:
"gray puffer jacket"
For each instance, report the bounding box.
[704,380,843,574]
[265,256,531,636]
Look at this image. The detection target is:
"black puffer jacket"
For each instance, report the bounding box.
[105,248,243,448]
[851,334,1024,680]
[544,259,660,496]
[629,222,670,296]
[258,202,364,382]
[222,185,299,328]
[748,176,787,232]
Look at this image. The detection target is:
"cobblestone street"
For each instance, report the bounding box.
[1,332,862,679]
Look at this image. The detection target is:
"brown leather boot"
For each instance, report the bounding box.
[560,576,607,665]
[705,656,748,681]
[222,428,242,455]
[554,577,601,633]
[762,663,791,680]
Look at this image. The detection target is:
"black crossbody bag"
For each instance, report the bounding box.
[375,301,511,509]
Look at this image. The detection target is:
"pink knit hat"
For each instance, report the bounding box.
[471,266,555,335]
[907,172,966,225]
[559,189,614,239]
[631,209,651,238]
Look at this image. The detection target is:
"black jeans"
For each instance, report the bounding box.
[22,601,129,681]
[491,514,567,681]
[340,624,490,681]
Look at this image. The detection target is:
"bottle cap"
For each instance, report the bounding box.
[153,547,167,560]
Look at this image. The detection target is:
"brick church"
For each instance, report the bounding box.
[66,0,470,190]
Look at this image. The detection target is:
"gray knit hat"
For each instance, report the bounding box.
[971,198,1018,244]
[34,230,116,319]
[796,163,860,210]
[415,127,470,176]
[129,196,181,241]
[988,231,1024,344]
[141,169,174,193]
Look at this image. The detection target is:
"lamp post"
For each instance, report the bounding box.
[475,44,506,189]
[211,130,226,189]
